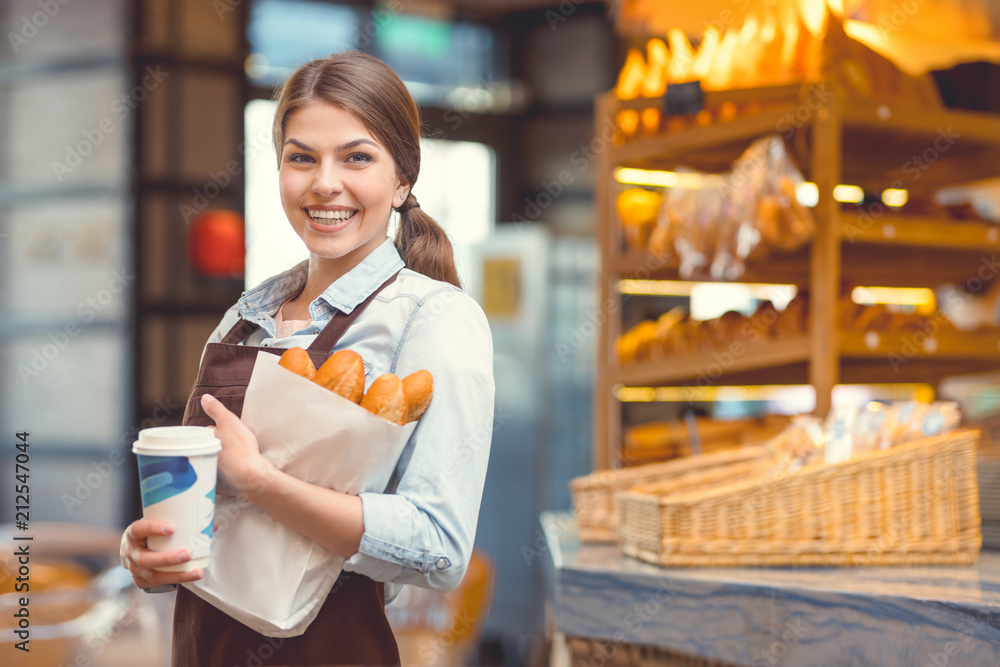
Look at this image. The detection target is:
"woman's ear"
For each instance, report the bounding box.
[393,175,411,209]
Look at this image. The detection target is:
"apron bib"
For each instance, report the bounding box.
[172,272,400,666]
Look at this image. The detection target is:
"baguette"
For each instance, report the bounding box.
[314,349,365,403]
[278,347,316,380]
[402,370,434,423]
[360,374,407,424]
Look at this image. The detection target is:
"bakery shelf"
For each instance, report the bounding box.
[610,106,800,172]
[612,337,812,386]
[612,331,1000,389]
[606,87,1000,192]
[594,80,1000,470]
[838,212,1000,249]
[610,249,811,285]
[840,329,1000,359]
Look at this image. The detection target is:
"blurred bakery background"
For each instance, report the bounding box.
[1,0,1000,665]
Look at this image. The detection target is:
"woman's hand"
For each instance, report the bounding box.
[120,519,203,588]
[200,393,275,498]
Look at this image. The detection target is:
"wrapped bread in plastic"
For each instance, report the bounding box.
[616,188,661,251]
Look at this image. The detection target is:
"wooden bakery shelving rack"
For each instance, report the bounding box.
[594,81,1000,470]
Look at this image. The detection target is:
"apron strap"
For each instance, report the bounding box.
[216,270,402,350]
[219,318,260,345]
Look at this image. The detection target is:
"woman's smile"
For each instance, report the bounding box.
[304,206,359,231]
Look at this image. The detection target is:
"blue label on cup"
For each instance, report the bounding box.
[138,454,197,507]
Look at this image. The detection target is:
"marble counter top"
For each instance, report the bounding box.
[541,512,1000,666]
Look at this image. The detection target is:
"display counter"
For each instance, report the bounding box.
[542,512,1000,666]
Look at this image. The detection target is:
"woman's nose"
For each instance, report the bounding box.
[312,164,343,197]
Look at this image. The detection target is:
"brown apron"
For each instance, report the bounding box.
[173,272,401,667]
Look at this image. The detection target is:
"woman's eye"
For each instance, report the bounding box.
[347,152,373,164]
[287,153,313,164]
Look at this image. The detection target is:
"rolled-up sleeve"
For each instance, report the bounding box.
[342,289,495,592]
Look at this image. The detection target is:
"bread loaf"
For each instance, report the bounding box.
[360,374,407,424]
[314,349,365,404]
[402,370,434,423]
[278,347,316,380]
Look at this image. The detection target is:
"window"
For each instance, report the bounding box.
[247,0,505,108]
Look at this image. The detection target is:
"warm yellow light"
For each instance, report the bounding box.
[615,384,807,403]
[617,279,695,296]
[613,167,678,188]
[797,182,819,207]
[614,383,934,403]
[618,280,798,301]
[833,184,865,204]
[882,188,909,207]
[852,286,936,309]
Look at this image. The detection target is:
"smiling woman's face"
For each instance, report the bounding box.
[278,102,409,272]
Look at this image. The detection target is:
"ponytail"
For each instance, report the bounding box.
[394,194,461,289]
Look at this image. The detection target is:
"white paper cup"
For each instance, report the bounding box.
[133,426,221,572]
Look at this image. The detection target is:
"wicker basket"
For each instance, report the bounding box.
[570,446,765,542]
[619,429,982,566]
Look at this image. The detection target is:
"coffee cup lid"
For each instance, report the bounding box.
[132,426,221,456]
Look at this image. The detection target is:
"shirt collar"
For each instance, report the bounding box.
[319,238,404,314]
[238,238,404,319]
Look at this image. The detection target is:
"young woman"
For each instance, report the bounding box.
[120,51,495,666]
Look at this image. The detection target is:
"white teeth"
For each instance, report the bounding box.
[307,209,355,221]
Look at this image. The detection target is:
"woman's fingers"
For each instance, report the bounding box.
[126,518,174,542]
[122,519,205,587]
[201,393,239,427]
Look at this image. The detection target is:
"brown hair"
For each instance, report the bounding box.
[272,51,460,288]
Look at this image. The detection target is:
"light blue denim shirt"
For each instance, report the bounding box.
[200,238,495,592]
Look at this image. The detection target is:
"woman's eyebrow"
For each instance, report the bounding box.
[336,138,379,151]
[283,138,314,151]
[282,138,379,152]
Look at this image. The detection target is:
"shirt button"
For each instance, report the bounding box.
[435,557,450,570]
[241,300,250,308]
[262,342,270,347]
